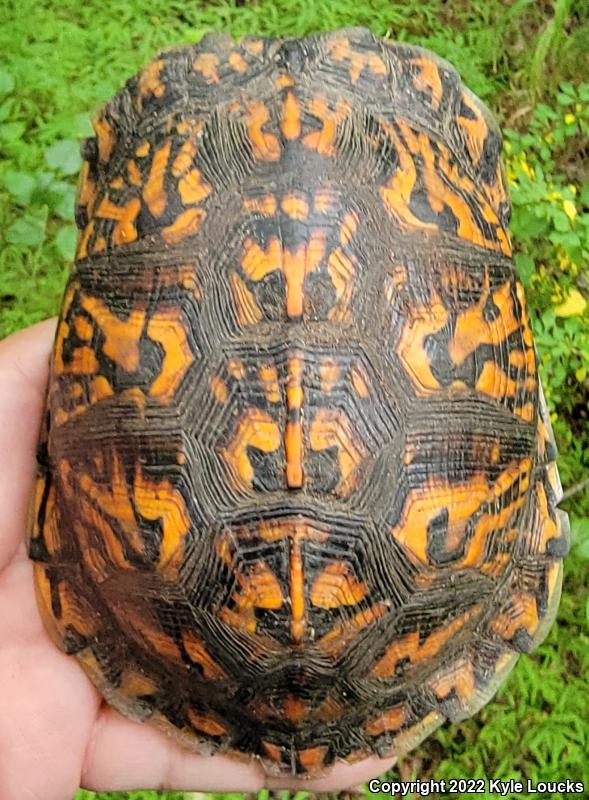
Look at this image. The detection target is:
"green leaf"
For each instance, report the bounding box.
[41,112,93,141]
[552,208,571,232]
[0,121,25,144]
[549,230,581,249]
[0,69,15,95]
[45,139,82,175]
[0,98,14,121]
[55,225,77,260]
[511,210,549,239]
[571,518,589,559]
[2,171,36,205]
[93,80,118,102]
[33,171,57,190]
[5,212,47,247]
[559,81,576,98]
[514,253,535,285]
[47,181,76,220]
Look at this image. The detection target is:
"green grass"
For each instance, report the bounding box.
[1,1,588,799]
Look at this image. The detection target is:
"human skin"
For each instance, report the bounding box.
[0,318,395,799]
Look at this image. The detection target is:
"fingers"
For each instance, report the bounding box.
[0,319,56,570]
[81,707,266,792]
[0,561,100,800]
[81,705,395,793]
[265,755,396,792]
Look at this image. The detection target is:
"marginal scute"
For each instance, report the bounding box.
[30,26,569,779]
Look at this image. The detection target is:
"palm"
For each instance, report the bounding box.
[0,320,394,800]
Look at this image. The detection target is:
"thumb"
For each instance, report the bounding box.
[0,318,56,570]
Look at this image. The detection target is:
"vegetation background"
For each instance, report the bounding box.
[0,0,587,798]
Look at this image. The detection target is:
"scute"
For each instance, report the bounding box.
[27,27,569,777]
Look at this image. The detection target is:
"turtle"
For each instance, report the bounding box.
[27,27,570,778]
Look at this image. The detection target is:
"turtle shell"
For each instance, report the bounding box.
[28,27,569,777]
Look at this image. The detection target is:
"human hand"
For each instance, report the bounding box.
[0,319,394,799]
